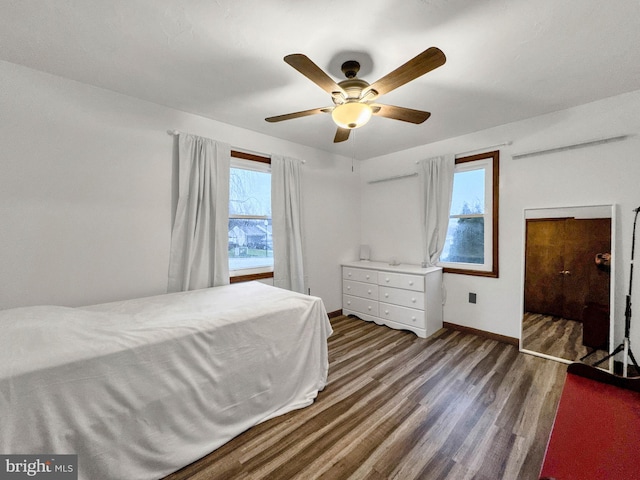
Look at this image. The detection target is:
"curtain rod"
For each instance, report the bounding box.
[368,173,418,184]
[167,129,306,163]
[455,141,512,158]
[512,135,630,160]
[368,141,512,184]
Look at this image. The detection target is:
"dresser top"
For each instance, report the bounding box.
[342,260,442,275]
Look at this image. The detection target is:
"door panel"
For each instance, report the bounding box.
[524,219,566,317]
[562,218,611,320]
[525,218,611,321]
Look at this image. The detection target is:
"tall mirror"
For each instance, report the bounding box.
[521,205,615,369]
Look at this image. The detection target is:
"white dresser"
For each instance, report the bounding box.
[342,261,443,338]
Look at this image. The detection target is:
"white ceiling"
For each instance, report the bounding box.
[2,0,640,159]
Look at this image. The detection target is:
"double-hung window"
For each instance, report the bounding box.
[228,151,273,282]
[439,150,499,277]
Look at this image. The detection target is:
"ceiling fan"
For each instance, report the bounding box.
[265,47,446,143]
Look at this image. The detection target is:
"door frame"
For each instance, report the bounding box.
[519,204,616,370]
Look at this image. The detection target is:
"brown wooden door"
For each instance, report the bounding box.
[525,218,611,321]
[524,219,566,317]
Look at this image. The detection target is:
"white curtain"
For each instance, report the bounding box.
[167,134,230,292]
[418,154,455,267]
[271,155,305,293]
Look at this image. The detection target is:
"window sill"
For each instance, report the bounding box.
[229,271,274,283]
[442,266,499,278]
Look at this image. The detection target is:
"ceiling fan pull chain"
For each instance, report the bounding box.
[351,129,355,172]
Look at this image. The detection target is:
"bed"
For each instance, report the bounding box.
[0,281,332,480]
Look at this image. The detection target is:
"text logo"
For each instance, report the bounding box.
[0,455,77,480]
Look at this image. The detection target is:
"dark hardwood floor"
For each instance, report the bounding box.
[164,315,567,480]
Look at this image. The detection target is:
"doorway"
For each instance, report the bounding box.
[521,205,615,368]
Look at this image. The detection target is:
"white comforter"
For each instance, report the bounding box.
[0,282,332,480]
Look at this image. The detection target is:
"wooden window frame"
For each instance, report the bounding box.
[442,150,499,278]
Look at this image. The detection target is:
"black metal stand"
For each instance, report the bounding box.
[594,208,640,376]
[581,348,603,362]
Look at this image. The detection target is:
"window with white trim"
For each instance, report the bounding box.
[228,153,273,280]
[439,150,499,277]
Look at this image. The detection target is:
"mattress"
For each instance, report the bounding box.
[0,282,332,480]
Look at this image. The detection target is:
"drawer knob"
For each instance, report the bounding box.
[348,272,352,277]
[347,286,351,290]
[347,301,351,305]
[411,316,416,322]
[368,306,372,311]
[384,293,389,298]
[384,310,389,315]
[366,275,370,279]
[409,281,414,286]
[411,298,416,303]
[385,278,390,283]
[367,289,372,294]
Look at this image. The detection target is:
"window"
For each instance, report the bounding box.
[439,150,499,277]
[228,151,273,282]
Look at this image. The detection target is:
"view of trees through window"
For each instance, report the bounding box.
[229,166,272,271]
[440,168,485,265]
[441,201,485,264]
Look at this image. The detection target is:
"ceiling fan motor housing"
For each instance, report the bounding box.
[334,78,371,104]
[334,60,378,103]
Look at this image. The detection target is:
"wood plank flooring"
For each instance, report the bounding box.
[522,312,609,364]
[164,316,567,480]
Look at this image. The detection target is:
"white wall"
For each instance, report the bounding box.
[4,57,640,355]
[0,60,360,312]
[360,89,640,352]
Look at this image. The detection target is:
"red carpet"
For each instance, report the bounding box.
[540,369,640,479]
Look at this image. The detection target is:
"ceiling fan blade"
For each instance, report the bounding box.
[367,47,446,97]
[265,107,332,123]
[371,104,431,124]
[284,54,346,96]
[334,127,351,143]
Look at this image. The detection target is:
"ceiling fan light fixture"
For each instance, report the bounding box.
[331,102,372,129]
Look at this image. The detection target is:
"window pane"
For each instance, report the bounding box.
[441,217,485,264]
[229,168,271,216]
[228,218,272,270]
[229,166,272,272]
[450,169,485,215]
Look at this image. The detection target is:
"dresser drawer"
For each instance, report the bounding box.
[379,303,425,328]
[343,294,379,316]
[343,280,379,300]
[378,271,424,292]
[379,286,424,310]
[343,267,377,284]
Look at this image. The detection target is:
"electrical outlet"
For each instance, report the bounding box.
[469,292,477,304]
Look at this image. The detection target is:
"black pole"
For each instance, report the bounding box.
[624,209,637,338]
